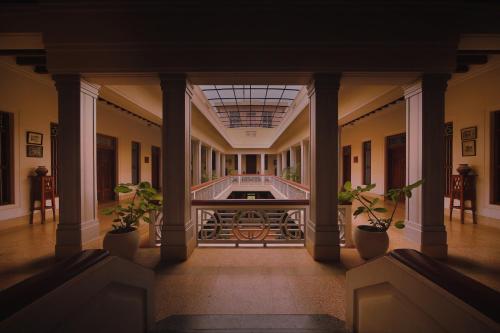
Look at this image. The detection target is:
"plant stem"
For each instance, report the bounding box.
[354,193,382,225]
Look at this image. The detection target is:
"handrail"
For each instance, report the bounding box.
[389,249,500,323]
[190,175,231,192]
[192,199,309,206]
[269,175,310,192]
[0,249,109,321]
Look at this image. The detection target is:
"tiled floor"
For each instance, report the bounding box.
[0,200,499,323]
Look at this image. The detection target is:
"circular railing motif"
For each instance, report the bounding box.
[199,210,222,240]
[232,210,270,240]
[279,210,303,240]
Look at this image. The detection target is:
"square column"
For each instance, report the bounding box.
[281,151,287,170]
[404,74,450,259]
[289,146,296,168]
[53,75,100,258]
[160,74,195,261]
[221,153,226,176]
[276,154,282,176]
[307,73,341,261]
[301,140,310,186]
[193,140,201,185]
[237,153,242,174]
[215,150,221,178]
[207,146,213,180]
[260,153,266,175]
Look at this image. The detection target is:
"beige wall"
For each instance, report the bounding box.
[96,101,162,191]
[445,66,500,220]
[340,65,500,220]
[0,60,57,220]
[0,59,161,221]
[341,103,406,195]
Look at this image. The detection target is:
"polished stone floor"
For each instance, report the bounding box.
[0,200,499,323]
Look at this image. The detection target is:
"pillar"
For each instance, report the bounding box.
[260,153,266,175]
[53,75,100,258]
[193,140,201,185]
[276,154,282,176]
[281,151,287,170]
[301,140,310,185]
[404,74,450,259]
[221,153,226,176]
[289,146,296,169]
[207,146,213,180]
[215,150,221,178]
[160,73,195,261]
[237,153,242,174]
[306,73,341,261]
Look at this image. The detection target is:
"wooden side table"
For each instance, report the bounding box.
[449,174,476,224]
[29,175,56,224]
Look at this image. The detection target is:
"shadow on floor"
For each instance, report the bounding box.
[153,314,347,333]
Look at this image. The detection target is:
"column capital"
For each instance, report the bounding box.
[159,73,193,97]
[404,73,451,99]
[307,73,341,96]
[53,74,100,98]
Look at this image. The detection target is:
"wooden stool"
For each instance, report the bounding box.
[29,175,56,224]
[449,174,476,224]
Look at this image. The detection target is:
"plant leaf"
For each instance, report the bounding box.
[394,220,405,229]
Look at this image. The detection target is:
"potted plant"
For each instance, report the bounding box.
[339,180,423,260]
[102,181,162,260]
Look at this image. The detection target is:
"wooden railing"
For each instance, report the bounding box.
[149,175,352,247]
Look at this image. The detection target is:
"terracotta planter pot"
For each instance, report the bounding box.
[103,228,140,260]
[353,225,389,260]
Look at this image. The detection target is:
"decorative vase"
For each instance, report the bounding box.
[353,225,389,260]
[103,228,140,260]
[457,164,472,175]
[34,166,48,176]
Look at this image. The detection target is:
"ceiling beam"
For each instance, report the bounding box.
[16,55,46,66]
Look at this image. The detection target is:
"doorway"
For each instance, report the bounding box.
[386,133,406,194]
[246,154,257,174]
[151,146,161,191]
[97,134,117,203]
[342,145,351,186]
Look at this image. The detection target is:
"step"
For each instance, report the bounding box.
[154,314,347,333]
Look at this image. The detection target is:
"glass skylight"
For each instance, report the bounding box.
[199,85,302,128]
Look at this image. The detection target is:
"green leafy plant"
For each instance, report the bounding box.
[201,172,209,183]
[282,164,301,183]
[102,182,162,234]
[339,180,423,231]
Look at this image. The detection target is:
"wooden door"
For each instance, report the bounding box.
[246,154,257,174]
[97,134,117,203]
[386,133,406,194]
[151,146,161,191]
[342,145,351,186]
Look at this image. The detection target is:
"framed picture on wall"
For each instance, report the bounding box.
[27,145,43,158]
[462,140,476,157]
[461,126,477,140]
[26,131,43,145]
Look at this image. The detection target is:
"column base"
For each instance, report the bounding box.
[404,221,448,259]
[306,221,340,261]
[160,222,196,262]
[55,219,100,259]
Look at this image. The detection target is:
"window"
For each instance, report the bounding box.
[444,122,453,197]
[0,111,13,205]
[131,141,141,184]
[50,123,59,196]
[492,111,500,204]
[264,155,268,170]
[362,141,371,184]
[286,150,290,167]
